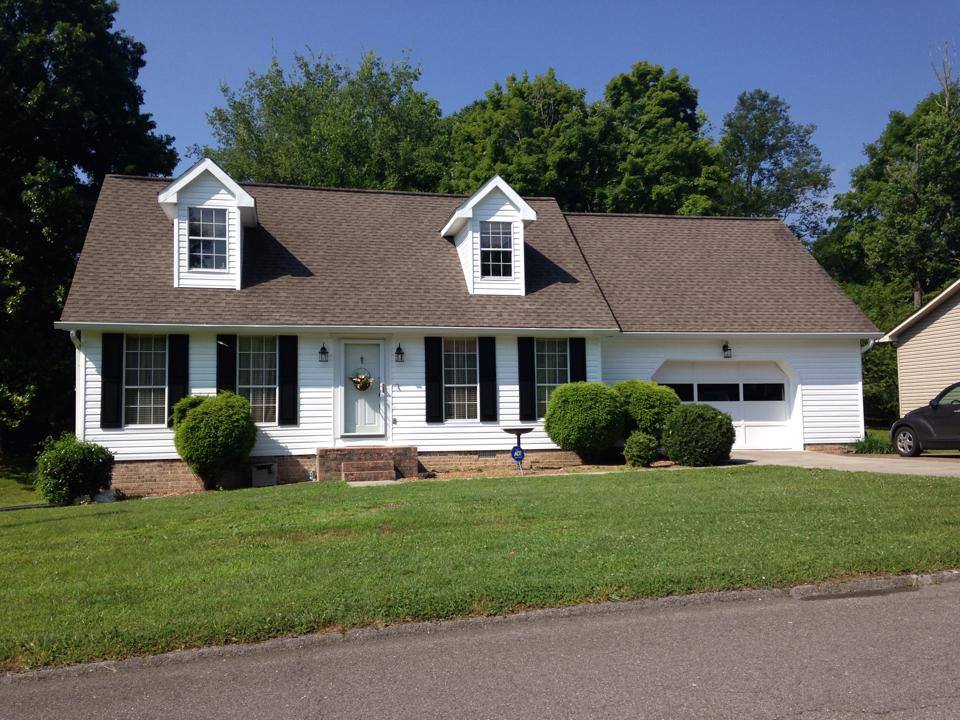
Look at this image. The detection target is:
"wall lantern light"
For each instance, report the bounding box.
[722,342,732,359]
[318,343,329,363]
[394,344,405,363]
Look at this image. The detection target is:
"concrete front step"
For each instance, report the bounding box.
[341,460,394,473]
[343,469,397,483]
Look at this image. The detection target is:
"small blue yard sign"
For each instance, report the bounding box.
[511,446,525,463]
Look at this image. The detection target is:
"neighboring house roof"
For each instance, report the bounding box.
[565,213,878,334]
[60,176,618,330]
[878,277,960,343]
[60,175,879,335]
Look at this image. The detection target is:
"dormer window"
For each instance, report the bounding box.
[480,221,513,278]
[188,207,228,270]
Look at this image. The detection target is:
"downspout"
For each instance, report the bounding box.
[69,330,84,440]
[69,330,81,350]
[860,339,876,354]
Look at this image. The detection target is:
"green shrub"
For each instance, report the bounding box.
[173,393,257,488]
[851,433,895,454]
[544,382,624,460]
[662,404,736,467]
[623,431,659,467]
[613,380,681,441]
[34,434,114,505]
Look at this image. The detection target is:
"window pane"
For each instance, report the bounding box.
[238,336,278,423]
[188,208,228,269]
[442,338,478,420]
[697,383,740,402]
[123,335,167,425]
[664,383,694,402]
[534,338,569,418]
[743,383,784,402]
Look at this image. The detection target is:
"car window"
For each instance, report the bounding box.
[940,385,960,405]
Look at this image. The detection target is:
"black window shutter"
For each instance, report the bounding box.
[569,338,587,382]
[478,337,497,422]
[100,333,124,428]
[278,335,298,426]
[517,337,536,422]
[216,334,237,393]
[167,335,189,426]
[424,336,443,423]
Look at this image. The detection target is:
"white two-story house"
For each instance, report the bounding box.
[57,159,879,494]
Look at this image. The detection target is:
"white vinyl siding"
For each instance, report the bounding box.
[469,188,525,296]
[123,334,167,426]
[602,335,864,448]
[174,170,242,289]
[238,336,278,424]
[896,293,960,414]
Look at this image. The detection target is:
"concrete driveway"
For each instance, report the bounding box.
[732,449,960,477]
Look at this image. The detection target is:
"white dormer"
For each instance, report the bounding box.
[441,176,536,296]
[158,158,257,290]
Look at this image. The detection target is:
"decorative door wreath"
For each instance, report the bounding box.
[350,367,373,391]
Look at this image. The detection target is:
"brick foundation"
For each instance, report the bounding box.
[111,454,316,497]
[110,447,582,497]
[804,443,855,455]
[418,449,582,474]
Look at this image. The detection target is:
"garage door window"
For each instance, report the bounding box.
[743,383,785,401]
[664,383,694,401]
[696,383,740,402]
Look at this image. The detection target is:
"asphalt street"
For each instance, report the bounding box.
[4,581,960,719]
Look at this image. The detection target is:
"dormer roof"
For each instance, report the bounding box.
[157,158,257,226]
[440,175,536,237]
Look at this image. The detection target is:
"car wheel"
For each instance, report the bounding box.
[894,426,921,457]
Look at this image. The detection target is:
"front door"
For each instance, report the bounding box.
[343,342,384,435]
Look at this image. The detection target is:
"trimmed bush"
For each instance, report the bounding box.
[173,393,257,488]
[544,382,624,460]
[613,380,681,441]
[662,404,736,467]
[34,434,114,505]
[623,431,659,467]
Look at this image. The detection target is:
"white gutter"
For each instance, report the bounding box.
[54,321,620,336]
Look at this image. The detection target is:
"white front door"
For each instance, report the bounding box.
[342,342,384,435]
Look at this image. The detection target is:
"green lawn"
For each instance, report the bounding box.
[0,462,37,506]
[2,465,960,671]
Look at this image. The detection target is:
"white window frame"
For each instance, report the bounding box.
[442,337,479,422]
[237,335,279,425]
[122,334,168,427]
[187,206,229,272]
[535,338,569,419]
[479,221,514,279]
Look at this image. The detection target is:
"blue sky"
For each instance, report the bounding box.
[117,0,958,194]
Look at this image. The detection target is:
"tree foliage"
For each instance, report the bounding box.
[0,0,176,453]
[444,69,600,210]
[198,52,449,192]
[717,89,832,239]
[593,62,722,215]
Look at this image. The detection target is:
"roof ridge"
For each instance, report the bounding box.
[103,174,556,201]
[564,211,781,221]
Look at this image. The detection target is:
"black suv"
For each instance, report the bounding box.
[891,382,960,456]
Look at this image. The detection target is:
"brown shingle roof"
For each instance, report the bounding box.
[564,212,877,334]
[60,176,877,335]
[60,176,618,329]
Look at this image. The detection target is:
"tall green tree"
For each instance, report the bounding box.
[444,69,601,210]
[199,52,448,192]
[717,89,832,239]
[813,60,960,421]
[0,0,177,454]
[593,61,722,215]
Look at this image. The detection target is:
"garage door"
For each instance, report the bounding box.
[652,361,793,449]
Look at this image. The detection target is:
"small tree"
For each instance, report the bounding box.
[173,393,257,489]
[613,380,681,442]
[34,434,114,505]
[544,382,624,460]
[662,404,736,467]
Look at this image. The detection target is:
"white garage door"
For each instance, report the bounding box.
[652,361,794,449]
